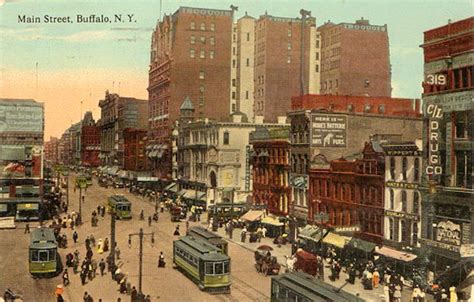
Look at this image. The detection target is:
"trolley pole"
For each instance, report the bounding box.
[78,187,82,223]
[109,208,116,268]
[66,175,69,209]
[128,228,154,301]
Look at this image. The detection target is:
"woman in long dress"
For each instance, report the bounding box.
[97,238,104,254]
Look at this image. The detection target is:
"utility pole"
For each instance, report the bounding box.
[109,208,116,269]
[128,228,154,301]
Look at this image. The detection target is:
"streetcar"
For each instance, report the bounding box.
[107,195,132,219]
[271,272,364,302]
[29,227,60,276]
[187,226,228,255]
[173,236,231,293]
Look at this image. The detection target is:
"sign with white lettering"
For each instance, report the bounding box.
[310,114,346,147]
[425,74,447,86]
[386,181,419,190]
[290,174,308,189]
[0,102,44,133]
[436,220,461,246]
[424,103,443,176]
[460,244,474,258]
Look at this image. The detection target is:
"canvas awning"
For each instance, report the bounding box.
[348,238,376,253]
[375,246,417,262]
[0,204,8,212]
[164,182,178,193]
[127,171,137,180]
[261,216,284,227]
[137,176,159,182]
[177,189,187,197]
[239,210,265,222]
[298,225,325,242]
[322,232,351,249]
[117,170,128,178]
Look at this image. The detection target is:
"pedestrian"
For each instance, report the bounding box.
[104,238,109,252]
[174,225,180,236]
[394,285,402,302]
[262,226,267,238]
[144,295,151,302]
[24,223,30,234]
[148,216,152,227]
[99,258,106,276]
[115,246,121,260]
[86,247,93,260]
[241,226,247,243]
[373,268,380,289]
[73,258,79,274]
[90,234,96,247]
[73,231,78,243]
[158,251,165,268]
[160,202,164,213]
[83,291,93,302]
[80,270,87,285]
[85,236,91,250]
[449,286,458,302]
[131,286,138,302]
[62,269,70,286]
[97,238,104,254]
[57,294,65,302]
[119,279,127,293]
[74,249,80,261]
[140,209,145,220]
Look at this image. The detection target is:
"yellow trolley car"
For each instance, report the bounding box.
[173,236,231,293]
[108,195,132,219]
[187,226,228,255]
[29,227,60,276]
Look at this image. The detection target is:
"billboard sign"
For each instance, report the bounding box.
[310,114,347,147]
[0,145,42,178]
[0,102,44,133]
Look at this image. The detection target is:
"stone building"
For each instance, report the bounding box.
[249,126,291,217]
[318,18,391,97]
[382,141,422,249]
[419,17,473,276]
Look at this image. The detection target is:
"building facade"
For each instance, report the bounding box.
[123,128,148,172]
[310,142,385,243]
[318,18,391,97]
[289,96,422,222]
[382,142,422,249]
[148,7,234,179]
[419,17,474,274]
[80,111,100,167]
[44,137,59,166]
[249,127,291,217]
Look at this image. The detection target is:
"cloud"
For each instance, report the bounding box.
[0,0,22,6]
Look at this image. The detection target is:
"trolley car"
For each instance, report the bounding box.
[187,226,228,255]
[271,272,364,302]
[29,227,60,276]
[108,195,132,219]
[173,236,231,293]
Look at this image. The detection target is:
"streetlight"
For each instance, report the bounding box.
[128,228,155,301]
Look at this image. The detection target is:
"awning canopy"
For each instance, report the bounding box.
[164,182,178,193]
[127,171,137,180]
[117,170,128,178]
[136,176,159,182]
[261,216,284,227]
[240,210,265,222]
[375,246,417,262]
[298,225,325,242]
[177,189,187,197]
[348,238,377,253]
[322,232,351,249]
[107,166,120,175]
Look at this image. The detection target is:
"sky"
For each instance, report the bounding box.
[0,0,472,138]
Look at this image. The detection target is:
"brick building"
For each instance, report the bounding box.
[44,136,59,165]
[148,7,234,179]
[123,128,148,171]
[80,111,100,167]
[249,127,291,217]
[253,13,320,122]
[318,18,391,97]
[309,141,385,244]
[419,17,473,275]
[288,95,422,222]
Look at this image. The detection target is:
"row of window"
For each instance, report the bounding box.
[30,249,56,262]
[388,190,420,214]
[388,157,420,182]
[205,261,230,275]
[388,218,418,245]
[190,35,215,45]
[190,22,216,31]
[189,49,215,59]
[175,246,198,267]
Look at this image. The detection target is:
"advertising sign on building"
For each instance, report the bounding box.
[436,220,461,246]
[424,103,443,176]
[0,102,44,133]
[0,145,42,178]
[310,114,347,147]
[290,174,308,189]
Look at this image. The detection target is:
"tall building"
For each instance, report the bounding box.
[253,13,320,122]
[0,99,44,221]
[419,17,473,277]
[148,7,234,180]
[44,136,59,166]
[318,18,391,97]
[80,111,100,167]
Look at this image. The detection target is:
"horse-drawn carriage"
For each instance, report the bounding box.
[170,205,186,222]
[254,246,280,276]
[294,249,318,276]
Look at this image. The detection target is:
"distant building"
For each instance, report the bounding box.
[98,91,147,167]
[318,18,391,97]
[44,137,59,165]
[148,7,235,179]
[419,17,473,276]
[80,112,100,168]
[123,128,148,172]
[249,126,291,217]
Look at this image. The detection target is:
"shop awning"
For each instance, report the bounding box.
[348,238,376,253]
[17,203,39,210]
[239,210,265,222]
[107,166,119,175]
[375,246,417,262]
[164,182,178,193]
[117,170,128,178]
[261,216,284,227]
[0,204,8,212]
[137,176,159,182]
[177,189,187,197]
[298,225,325,242]
[128,171,137,180]
[322,232,351,249]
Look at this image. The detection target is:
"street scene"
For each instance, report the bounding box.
[0,0,473,301]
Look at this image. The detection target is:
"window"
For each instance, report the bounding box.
[390,157,396,180]
[39,250,48,261]
[245,91,249,99]
[335,79,339,88]
[287,43,292,50]
[246,32,250,41]
[200,36,206,44]
[210,36,215,45]
[200,50,205,59]
[224,261,230,273]
[214,262,223,275]
[189,49,195,58]
[315,52,319,60]
[232,79,236,87]
[232,92,236,99]
[287,56,291,64]
[315,65,319,72]
[199,71,205,80]
[414,158,420,182]
[316,40,320,48]
[200,22,205,31]
[389,218,395,240]
[233,47,236,55]
[210,22,215,31]
[287,29,292,37]
[223,132,229,145]
[31,250,39,261]
[190,35,196,44]
[231,103,236,112]
[232,60,236,68]
[209,50,215,59]
[402,157,408,180]
[205,262,214,275]
[190,22,195,30]
[246,58,250,67]
[401,190,407,212]
[455,111,470,139]
[389,189,394,209]
[378,104,385,113]
[413,192,419,214]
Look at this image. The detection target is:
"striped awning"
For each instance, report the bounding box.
[322,232,351,249]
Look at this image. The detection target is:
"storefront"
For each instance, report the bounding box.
[298,225,327,254]
[261,216,284,238]
[0,199,41,221]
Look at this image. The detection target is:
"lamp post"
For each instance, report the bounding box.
[109,207,116,269]
[128,228,155,301]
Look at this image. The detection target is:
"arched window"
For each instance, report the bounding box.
[414,158,420,182]
[413,191,420,214]
[401,190,407,212]
[389,189,394,209]
[390,157,396,179]
[223,131,229,145]
[402,157,408,180]
[389,218,395,240]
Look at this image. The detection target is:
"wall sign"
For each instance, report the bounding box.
[310,114,346,147]
[425,103,443,176]
[436,220,461,246]
[290,174,308,189]
[385,181,419,189]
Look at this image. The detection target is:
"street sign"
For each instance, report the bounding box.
[76,177,87,189]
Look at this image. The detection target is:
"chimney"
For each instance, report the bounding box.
[277,116,287,124]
